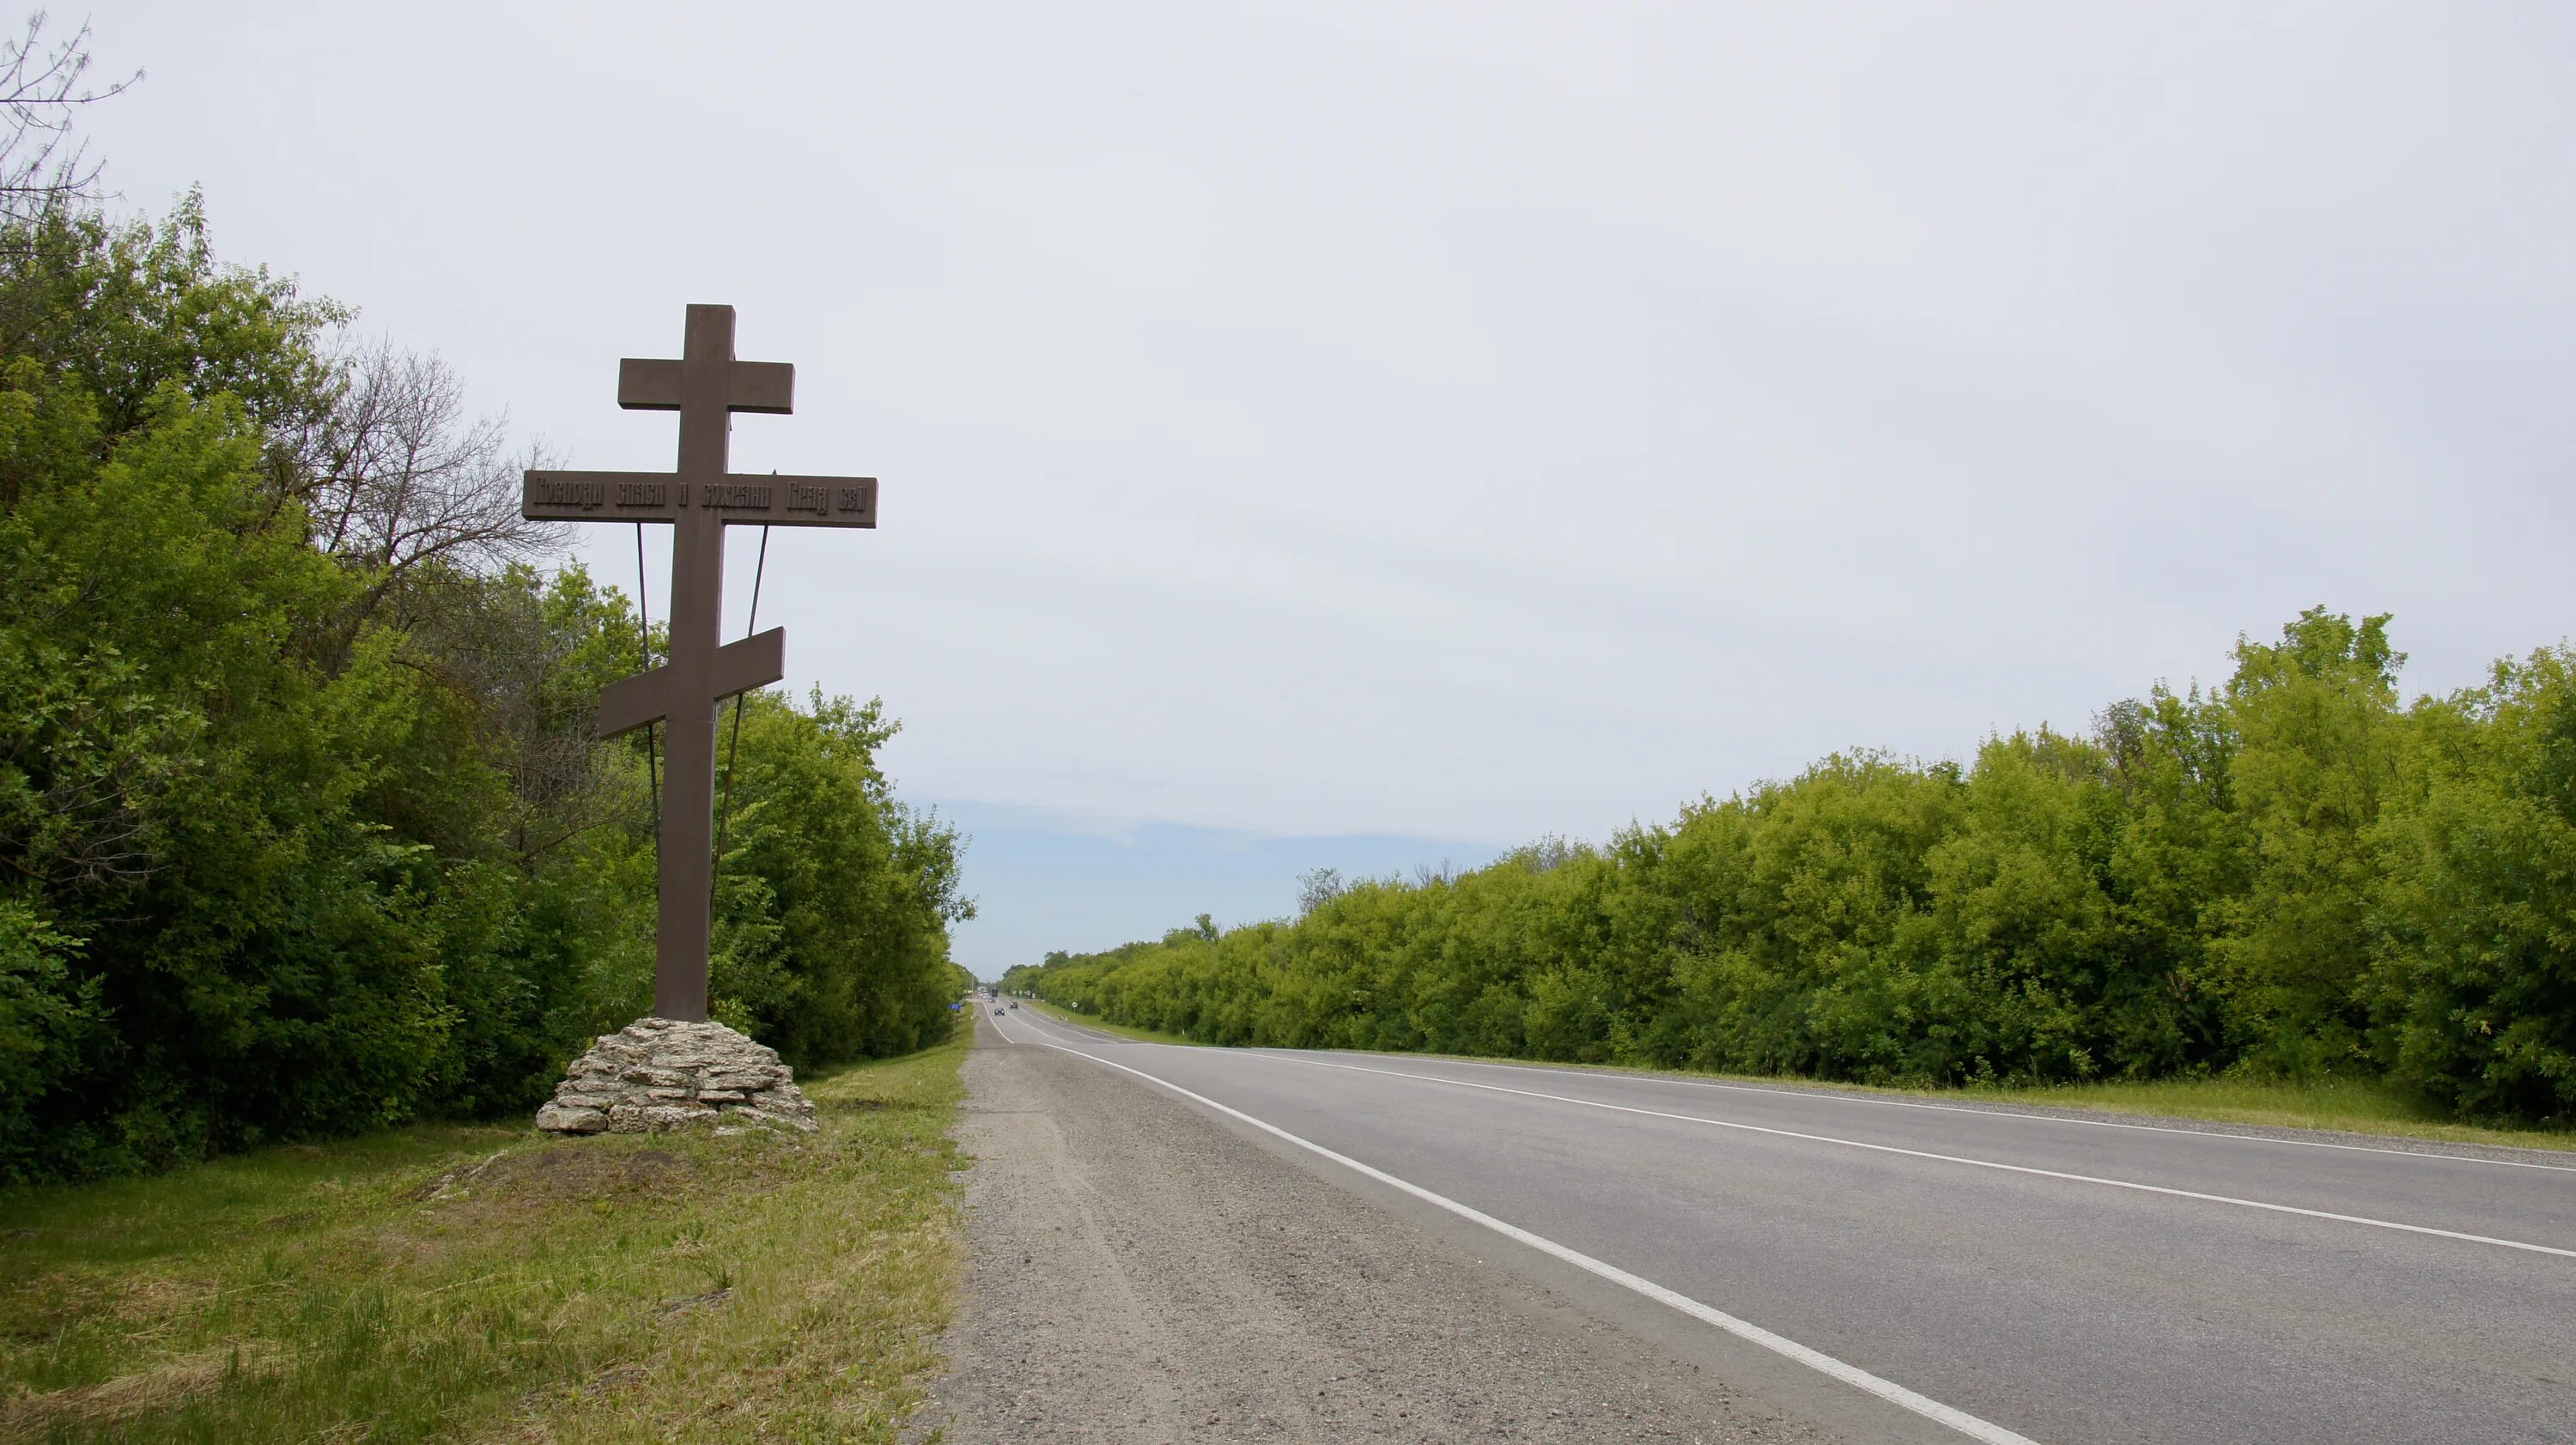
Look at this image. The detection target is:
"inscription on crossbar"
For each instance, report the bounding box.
[522,472,877,526]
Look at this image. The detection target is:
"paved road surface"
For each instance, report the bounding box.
[969,1003,2574,1445]
[911,1011,1832,1443]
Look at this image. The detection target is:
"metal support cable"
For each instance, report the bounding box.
[635,522,659,836]
[712,524,770,896]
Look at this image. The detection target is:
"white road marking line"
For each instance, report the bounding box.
[1011,1026,2044,1445]
[1017,1006,2576,1175]
[1239,1051,2576,1261]
[1382,1053,2576,1175]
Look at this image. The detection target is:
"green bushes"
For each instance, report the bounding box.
[710,691,974,1064]
[1015,611,2576,1126]
[0,200,969,1181]
[2366,653,2576,1119]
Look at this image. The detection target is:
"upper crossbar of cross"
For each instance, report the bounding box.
[522,308,877,531]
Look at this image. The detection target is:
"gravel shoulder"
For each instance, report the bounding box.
[905,1017,1841,1445]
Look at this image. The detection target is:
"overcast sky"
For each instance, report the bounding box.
[78,3,2576,974]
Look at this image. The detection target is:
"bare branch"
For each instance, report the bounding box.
[0,12,141,222]
[297,338,568,596]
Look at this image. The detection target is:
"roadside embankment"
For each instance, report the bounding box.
[0,1027,970,1444]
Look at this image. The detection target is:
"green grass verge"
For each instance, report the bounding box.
[0,1021,971,1443]
[1019,1000,2571,1154]
[1941,1073,2573,1151]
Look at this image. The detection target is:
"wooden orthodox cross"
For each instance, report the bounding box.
[522,304,877,1022]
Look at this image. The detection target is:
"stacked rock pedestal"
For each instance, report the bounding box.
[534,1017,818,1135]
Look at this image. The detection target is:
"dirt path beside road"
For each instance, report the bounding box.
[904,1018,1834,1444]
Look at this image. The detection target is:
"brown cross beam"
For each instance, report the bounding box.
[523,304,877,1023]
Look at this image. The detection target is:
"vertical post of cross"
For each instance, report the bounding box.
[649,305,738,1021]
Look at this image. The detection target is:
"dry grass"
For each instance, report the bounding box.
[0,1021,970,1444]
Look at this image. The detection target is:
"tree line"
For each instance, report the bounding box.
[0,196,972,1182]
[1011,610,2576,1126]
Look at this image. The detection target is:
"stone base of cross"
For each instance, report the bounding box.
[523,305,877,1022]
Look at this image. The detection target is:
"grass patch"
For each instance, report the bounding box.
[0,1021,970,1443]
[1943,1072,2574,1151]
[1024,1001,2572,1154]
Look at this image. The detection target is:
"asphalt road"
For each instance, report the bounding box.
[980,1002,2576,1445]
[912,1013,1835,1444]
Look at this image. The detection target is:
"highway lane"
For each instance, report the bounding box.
[927,1006,1838,1443]
[981,1002,2576,1445]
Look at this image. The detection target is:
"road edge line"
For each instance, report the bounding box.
[1249,1051,2576,1262]
[1400,1054,2576,1174]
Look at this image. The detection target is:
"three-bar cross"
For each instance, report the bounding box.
[522,304,878,1022]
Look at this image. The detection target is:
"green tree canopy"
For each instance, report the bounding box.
[1018,611,2576,1127]
[0,198,971,1181]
